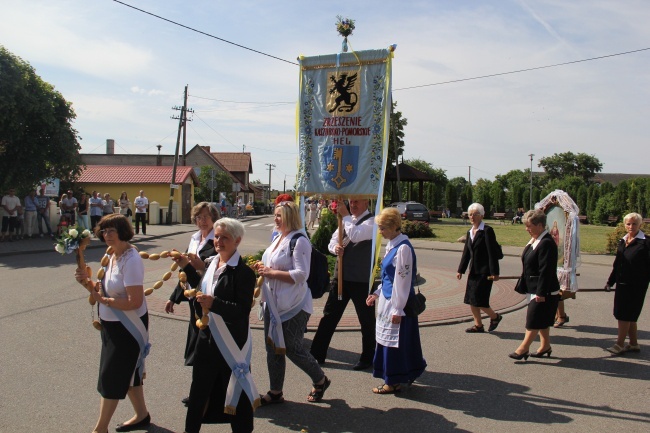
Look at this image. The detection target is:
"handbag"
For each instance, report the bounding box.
[404,274,426,317]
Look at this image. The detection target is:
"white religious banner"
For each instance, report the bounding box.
[536,190,581,295]
[296,47,394,198]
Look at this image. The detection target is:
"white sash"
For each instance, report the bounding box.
[207,313,260,413]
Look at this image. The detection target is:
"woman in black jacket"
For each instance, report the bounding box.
[165,202,220,405]
[456,203,502,333]
[174,217,258,433]
[605,212,650,355]
[509,209,561,360]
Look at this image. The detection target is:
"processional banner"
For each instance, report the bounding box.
[296,48,393,198]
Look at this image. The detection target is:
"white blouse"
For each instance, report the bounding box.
[261,230,313,315]
[100,247,147,321]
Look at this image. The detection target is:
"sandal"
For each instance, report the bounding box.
[307,376,331,403]
[553,315,569,328]
[605,344,626,355]
[465,324,485,333]
[372,383,401,394]
[260,391,284,406]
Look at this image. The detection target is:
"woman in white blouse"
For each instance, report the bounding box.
[74,214,151,433]
[255,201,330,404]
[367,207,426,394]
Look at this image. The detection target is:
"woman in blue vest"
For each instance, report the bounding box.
[366,207,427,394]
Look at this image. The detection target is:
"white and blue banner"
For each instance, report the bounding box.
[296,48,393,198]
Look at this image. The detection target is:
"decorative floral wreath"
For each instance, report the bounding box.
[55,225,92,254]
[336,15,355,37]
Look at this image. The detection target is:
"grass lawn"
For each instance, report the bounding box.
[427,219,616,254]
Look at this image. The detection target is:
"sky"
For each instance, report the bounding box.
[2,0,649,191]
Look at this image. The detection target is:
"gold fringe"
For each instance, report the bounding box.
[252,398,261,411]
[224,405,237,415]
[274,347,286,355]
[301,58,388,70]
[266,336,274,348]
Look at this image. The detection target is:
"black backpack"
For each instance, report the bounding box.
[289,233,330,299]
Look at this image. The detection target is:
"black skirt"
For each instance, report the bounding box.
[463,274,494,308]
[98,313,148,399]
[614,282,648,322]
[525,295,559,330]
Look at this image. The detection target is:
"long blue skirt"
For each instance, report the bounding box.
[372,315,427,386]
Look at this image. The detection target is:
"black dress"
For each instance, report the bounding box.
[184,255,257,433]
[607,234,650,322]
[457,225,500,307]
[168,236,215,366]
[517,233,560,330]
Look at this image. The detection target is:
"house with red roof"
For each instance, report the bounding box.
[76,165,199,224]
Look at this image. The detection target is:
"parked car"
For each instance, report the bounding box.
[390,201,430,223]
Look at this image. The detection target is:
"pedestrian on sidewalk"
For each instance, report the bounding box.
[1,188,21,242]
[456,203,502,333]
[604,212,649,355]
[310,198,376,371]
[35,189,54,238]
[134,190,148,235]
[23,190,39,238]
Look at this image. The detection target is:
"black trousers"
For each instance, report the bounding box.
[135,212,146,234]
[310,280,376,364]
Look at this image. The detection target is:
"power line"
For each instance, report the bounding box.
[112,0,298,65]
[190,95,294,104]
[394,47,650,91]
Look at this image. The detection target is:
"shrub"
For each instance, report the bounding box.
[401,220,435,238]
[606,221,650,254]
[311,210,337,254]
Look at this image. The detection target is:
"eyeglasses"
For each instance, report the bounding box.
[276,201,292,207]
[99,228,118,236]
[195,215,211,221]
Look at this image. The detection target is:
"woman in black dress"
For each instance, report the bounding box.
[509,209,561,360]
[165,202,220,404]
[605,212,650,355]
[175,217,258,433]
[457,203,502,333]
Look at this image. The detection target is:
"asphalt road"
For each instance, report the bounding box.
[0,218,648,433]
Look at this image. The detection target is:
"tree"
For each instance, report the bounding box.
[0,46,83,192]
[387,101,407,169]
[401,158,447,209]
[537,152,603,183]
[473,178,493,213]
[194,166,233,204]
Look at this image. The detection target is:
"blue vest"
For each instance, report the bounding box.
[380,239,417,299]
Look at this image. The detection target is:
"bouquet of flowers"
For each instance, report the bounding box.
[55,226,92,255]
[336,15,355,37]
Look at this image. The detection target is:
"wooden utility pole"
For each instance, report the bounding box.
[168,85,193,224]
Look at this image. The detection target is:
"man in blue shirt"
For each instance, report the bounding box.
[35,189,54,239]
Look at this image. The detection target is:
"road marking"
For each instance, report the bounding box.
[249,223,262,227]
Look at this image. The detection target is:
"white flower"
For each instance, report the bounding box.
[68,229,79,238]
[82,229,91,237]
[55,244,65,254]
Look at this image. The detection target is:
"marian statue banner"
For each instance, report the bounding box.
[296,48,394,198]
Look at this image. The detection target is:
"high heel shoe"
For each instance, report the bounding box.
[508,351,529,361]
[530,347,552,358]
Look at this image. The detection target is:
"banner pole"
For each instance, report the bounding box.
[337,209,344,300]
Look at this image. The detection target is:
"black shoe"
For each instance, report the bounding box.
[465,324,485,333]
[530,347,553,358]
[181,396,189,406]
[508,351,529,361]
[488,314,503,332]
[352,361,372,371]
[115,413,151,432]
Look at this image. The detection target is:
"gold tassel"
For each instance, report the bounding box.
[224,405,237,415]
[252,398,261,411]
[274,347,287,355]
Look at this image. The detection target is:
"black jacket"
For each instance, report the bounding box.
[607,236,650,289]
[516,232,560,297]
[457,224,500,277]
